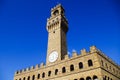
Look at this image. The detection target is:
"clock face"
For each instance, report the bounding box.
[48,51,58,62]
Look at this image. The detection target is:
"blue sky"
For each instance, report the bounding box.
[0,0,120,80]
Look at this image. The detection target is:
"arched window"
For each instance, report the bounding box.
[113,68,115,73]
[53,10,59,16]
[32,75,35,80]
[70,64,74,71]
[104,76,107,80]
[55,69,58,75]
[101,60,103,66]
[105,63,108,69]
[23,77,25,80]
[62,67,66,73]
[88,59,93,67]
[37,74,40,79]
[42,72,45,78]
[86,76,91,80]
[93,75,98,80]
[19,78,21,80]
[48,71,51,77]
[79,62,83,69]
[74,79,77,80]
[109,66,111,70]
[27,76,30,80]
[80,78,84,80]
[103,77,105,80]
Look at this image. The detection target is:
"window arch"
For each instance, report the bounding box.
[19,78,21,80]
[23,77,25,80]
[70,64,74,71]
[79,62,83,69]
[53,10,59,16]
[80,78,84,80]
[32,75,35,80]
[104,76,107,80]
[86,76,91,80]
[62,67,66,73]
[42,72,45,78]
[27,76,30,80]
[105,63,108,69]
[55,69,58,75]
[37,74,40,79]
[109,66,111,70]
[48,71,51,77]
[88,59,93,67]
[113,68,115,73]
[93,75,98,80]
[101,60,104,66]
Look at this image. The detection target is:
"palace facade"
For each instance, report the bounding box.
[14,4,120,80]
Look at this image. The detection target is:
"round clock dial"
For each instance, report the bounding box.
[48,51,58,62]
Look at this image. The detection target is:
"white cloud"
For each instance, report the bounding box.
[67,51,70,54]
[72,49,76,52]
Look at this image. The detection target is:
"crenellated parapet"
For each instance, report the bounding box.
[15,63,46,75]
[70,45,98,59]
[72,51,78,57]
[96,48,120,69]
[63,46,97,60]
[15,45,120,76]
[90,46,120,68]
[81,49,87,56]
[90,46,99,53]
[46,3,68,33]
[51,4,63,11]
[64,54,69,60]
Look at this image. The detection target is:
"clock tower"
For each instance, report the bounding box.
[46,4,68,66]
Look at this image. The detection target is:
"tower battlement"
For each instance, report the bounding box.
[51,4,64,12]
[46,4,68,33]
